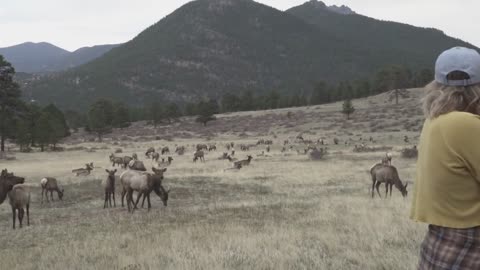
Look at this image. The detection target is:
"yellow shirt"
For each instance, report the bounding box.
[411,111,480,229]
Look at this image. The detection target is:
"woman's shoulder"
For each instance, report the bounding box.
[436,111,480,125]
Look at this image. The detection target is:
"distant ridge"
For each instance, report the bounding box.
[0,42,120,73]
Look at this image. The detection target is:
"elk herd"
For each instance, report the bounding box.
[0,134,414,230]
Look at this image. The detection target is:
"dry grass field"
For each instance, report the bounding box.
[0,89,426,270]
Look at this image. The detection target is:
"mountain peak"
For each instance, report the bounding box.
[305,0,355,15]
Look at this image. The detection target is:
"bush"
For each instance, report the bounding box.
[309,148,327,160]
[401,146,418,159]
[115,148,123,153]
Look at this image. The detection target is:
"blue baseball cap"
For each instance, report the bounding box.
[435,47,480,86]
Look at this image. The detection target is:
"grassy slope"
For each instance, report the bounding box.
[0,88,426,269]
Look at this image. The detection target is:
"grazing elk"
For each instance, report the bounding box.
[109,154,124,167]
[208,144,217,151]
[193,150,205,163]
[128,160,147,171]
[40,177,64,203]
[161,147,170,155]
[120,168,169,212]
[8,184,30,229]
[103,169,117,208]
[219,152,229,160]
[72,163,94,176]
[370,164,408,198]
[145,147,156,158]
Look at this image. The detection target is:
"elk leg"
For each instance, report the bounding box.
[104,192,108,208]
[121,189,126,207]
[50,191,54,201]
[26,204,30,226]
[375,182,382,198]
[127,189,133,212]
[389,184,393,197]
[147,193,151,210]
[12,207,16,229]
[113,192,116,207]
[371,180,376,198]
[385,183,389,198]
[18,208,24,228]
[134,193,143,209]
[141,193,147,208]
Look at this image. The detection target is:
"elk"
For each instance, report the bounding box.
[161,147,170,155]
[175,146,185,155]
[145,147,155,158]
[109,154,124,167]
[132,153,138,160]
[8,184,30,229]
[381,153,393,165]
[128,160,147,171]
[120,168,169,212]
[72,163,94,176]
[151,152,160,162]
[0,170,25,205]
[370,164,408,198]
[193,150,205,163]
[232,155,253,169]
[123,156,133,168]
[103,169,117,208]
[208,144,217,151]
[40,177,64,203]
[196,144,208,151]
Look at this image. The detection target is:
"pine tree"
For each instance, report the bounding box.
[88,99,114,141]
[0,56,23,152]
[196,99,218,126]
[342,99,355,120]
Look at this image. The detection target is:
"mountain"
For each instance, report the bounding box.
[0,42,119,73]
[0,42,69,73]
[286,0,475,65]
[23,0,477,111]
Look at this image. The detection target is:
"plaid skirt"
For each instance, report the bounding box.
[418,225,480,270]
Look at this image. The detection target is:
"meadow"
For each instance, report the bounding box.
[0,89,425,270]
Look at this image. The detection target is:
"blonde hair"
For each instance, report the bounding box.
[422,81,480,119]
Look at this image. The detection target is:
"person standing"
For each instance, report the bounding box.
[411,47,480,269]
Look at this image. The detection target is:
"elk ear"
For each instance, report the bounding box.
[113,169,117,173]
[405,183,408,189]
[105,169,109,173]
[162,168,167,172]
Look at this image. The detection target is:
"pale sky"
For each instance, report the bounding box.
[0,0,478,51]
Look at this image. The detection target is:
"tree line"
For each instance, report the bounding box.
[1,54,433,152]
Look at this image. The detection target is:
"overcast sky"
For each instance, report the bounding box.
[1,0,478,51]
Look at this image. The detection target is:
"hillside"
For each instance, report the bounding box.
[24,0,474,111]
[0,42,119,73]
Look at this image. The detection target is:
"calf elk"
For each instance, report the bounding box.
[103,169,117,208]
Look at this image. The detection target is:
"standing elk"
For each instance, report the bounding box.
[145,147,155,158]
[161,147,170,155]
[175,146,185,155]
[40,177,64,203]
[370,164,408,198]
[193,150,205,163]
[151,152,160,162]
[103,169,117,208]
[109,154,124,167]
[196,144,208,151]
[8,184,30,229]
[0,170,25,205]
[382,153,393,165]
[208,144,217,151]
